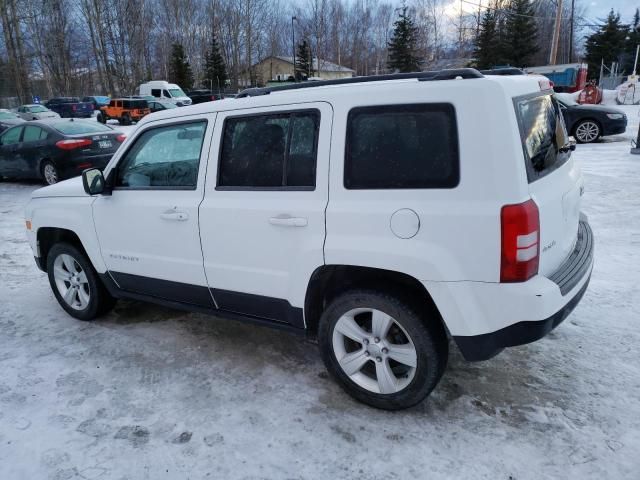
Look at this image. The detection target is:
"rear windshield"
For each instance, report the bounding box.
[53,121,112,135]
[515,93,570,183]
[30,106,48,112]
[123,100,148,109]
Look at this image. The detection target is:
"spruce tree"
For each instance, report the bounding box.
[169,43,194,89]
[503,0,538,66]
[584,10,629,79]
[387,6,420,73]
[474,8,502,69]
[295,39,313,80]
[204,32,228,90]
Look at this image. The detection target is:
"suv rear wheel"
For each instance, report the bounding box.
[120,113,131,126]
[46,243,116,320]
[97,112,107,124]
[318,290,448,410]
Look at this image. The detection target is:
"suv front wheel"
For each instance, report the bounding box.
[318,290,448,410]
[46,243,116,320]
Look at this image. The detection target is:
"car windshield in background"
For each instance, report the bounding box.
[554,93,578,106]
[0,112,17,119]
[30,106,48,113]
[169,88,186,97]
[161,102,177,109]
[53,121,112,135]
[515,94,569,182]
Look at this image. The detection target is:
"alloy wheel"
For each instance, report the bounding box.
[332,308,417,394]
[53,253,91,310]
[575,121,599,143]
[43,163,58,185]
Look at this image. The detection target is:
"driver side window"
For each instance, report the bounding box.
[116,121,207,189]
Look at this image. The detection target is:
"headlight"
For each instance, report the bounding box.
[606,113,624,120]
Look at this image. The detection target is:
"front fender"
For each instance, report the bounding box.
[26,196,105,273]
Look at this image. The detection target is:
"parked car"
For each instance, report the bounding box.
[187,89,223,104]
[147,100,178,113]
[82,96,111,111]
[97,98,150,125]
[0,109,25,133]
[0,119,125,185]
[554,93,628,143]
[139,80,192,106]
[45,97,94,118]
[16,104,60,121]
[24,69,594,410]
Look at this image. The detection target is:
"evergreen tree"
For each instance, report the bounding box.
[503,0,538,66]
[474,8,502,69]
[169,43,194,89]
[584,10,629,80]
[295,39,313,80]
[624,8,640,73]
[203,32,228,90]
[387,6,420,73]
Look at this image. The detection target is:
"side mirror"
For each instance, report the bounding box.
[82,168,105,195]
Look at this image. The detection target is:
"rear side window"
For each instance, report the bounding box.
[345,104,459,189]
[22,126,47,142]
[515,93,569,182]
[218,110,320,189]
[1,126,23,145]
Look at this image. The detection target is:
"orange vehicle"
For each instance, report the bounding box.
[98,98,150,125]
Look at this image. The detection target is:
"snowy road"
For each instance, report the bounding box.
[1,109,639,479]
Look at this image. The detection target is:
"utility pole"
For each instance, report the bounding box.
[569,0,575,62]
[549,0,563,65]
[291,16,297,81]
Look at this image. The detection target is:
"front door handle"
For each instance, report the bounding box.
[269,215,308,227]
[160,210,189,221]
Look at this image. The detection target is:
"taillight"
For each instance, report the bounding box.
[211,96,215,101]
[55,138,92,150]
[72,104,77,111]
[500,199,540,282]
[116,134,126,142]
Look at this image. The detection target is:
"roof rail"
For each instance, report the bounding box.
[479,67,525,76]
[237,68,484,98]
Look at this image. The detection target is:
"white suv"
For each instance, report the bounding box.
[25,70,594,410]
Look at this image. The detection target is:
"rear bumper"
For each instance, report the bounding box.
[425,215,594,361]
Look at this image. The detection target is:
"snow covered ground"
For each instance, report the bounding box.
[1,107,639,479]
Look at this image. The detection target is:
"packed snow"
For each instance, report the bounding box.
[0,105,639,479]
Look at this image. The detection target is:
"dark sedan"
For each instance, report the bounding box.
[147,100,178,113]
[0,119,125,185]
[555,94,628,143]
[0,110,25,133]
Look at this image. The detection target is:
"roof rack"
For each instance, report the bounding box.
[237,68,484,98]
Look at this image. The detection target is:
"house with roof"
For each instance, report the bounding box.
[241,56,354,87]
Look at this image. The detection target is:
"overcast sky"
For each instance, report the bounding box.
[587,0,637,23]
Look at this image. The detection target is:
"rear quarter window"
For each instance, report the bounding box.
[514,93,570,183]
[344,103,459,189]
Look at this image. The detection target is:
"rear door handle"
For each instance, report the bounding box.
[269,215,308,227]
[160,210,189,221]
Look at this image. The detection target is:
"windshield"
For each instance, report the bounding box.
[161,102,177,109]
[0,112,17,120]
[29,106,48,113]
[515,94,570,182]
[169,88,186,98]
[53,121,112,135]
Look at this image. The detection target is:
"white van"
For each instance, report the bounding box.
[138,81,192,106]
[25,69,593,410]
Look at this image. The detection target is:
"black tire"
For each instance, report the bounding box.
[41,160,60,185]
[46,242,116,321]
[573,119,601,144]
[97,112,106,124]
[121,114,131,126]
[318,290,448,410]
